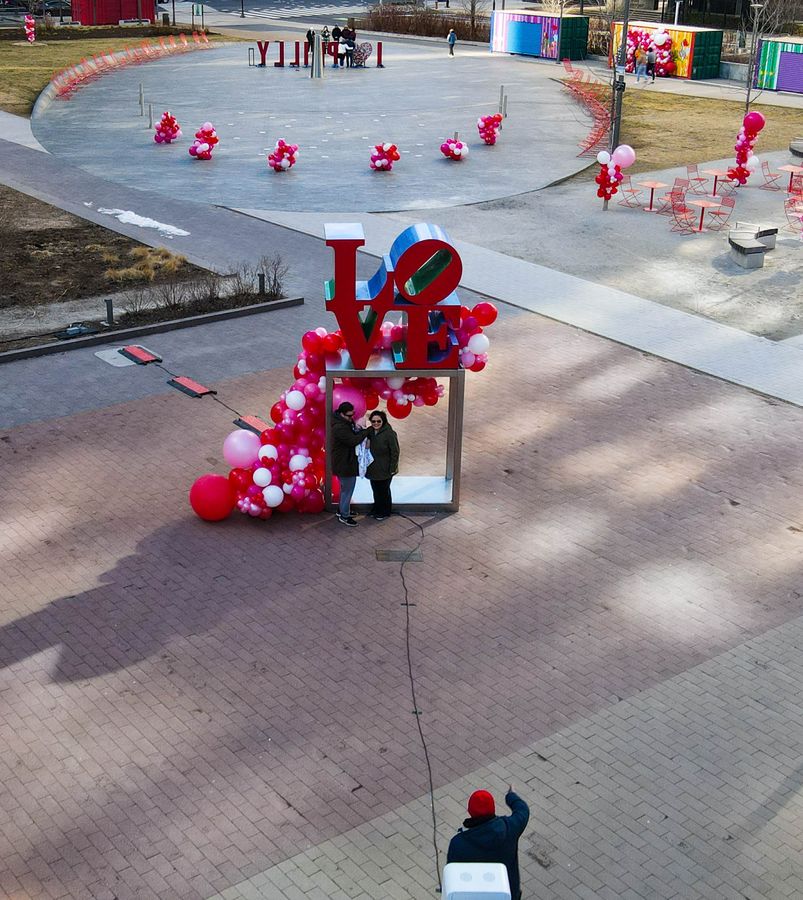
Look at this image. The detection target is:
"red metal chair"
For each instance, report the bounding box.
[705,196,736,231]
[670,203,698,234]
[716,177,739,197]
[656,183,688,215]
[783,198,803,232]
[616,175,644,208]
[759,160,782,191]
[685,163,709,195]
[789,174,803,197]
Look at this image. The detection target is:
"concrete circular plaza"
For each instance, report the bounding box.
[31,41,589,212]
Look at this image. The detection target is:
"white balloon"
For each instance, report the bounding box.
[280,158,290,169]
[285,390,306,411]
[289,454,311,472]
[283,483,293,494]
[597,151,611,165]
[383,142,393,151]
[262,485,284,507]
[467,333,490,355]
[253,468,273,487]
[387,376,405,389]
[259,444,278,460]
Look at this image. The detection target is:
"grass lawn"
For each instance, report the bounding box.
[620,90,803,172]
[0,33,229,117]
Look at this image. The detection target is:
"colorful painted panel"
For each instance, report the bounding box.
[491,12,560,60]
[755,38,803,93]
[611,22,721,80]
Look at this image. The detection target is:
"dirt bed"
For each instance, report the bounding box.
[0,183,203,310]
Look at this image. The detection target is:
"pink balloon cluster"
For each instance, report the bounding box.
[440,138,469,161]
[188,122,218,160]
[624,27,675,76]
[594,144,635,200]
[268,138,299,173]
[727,110,766,185]
[370,142,400,171]
[154,110,182,144]
[477,114,503,145]
[190,301,499,523]
[24,14,35,42]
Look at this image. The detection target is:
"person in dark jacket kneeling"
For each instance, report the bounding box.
[447,786,530,900]
[366,410,399,520]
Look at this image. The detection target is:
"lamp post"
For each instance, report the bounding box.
[555,0,565,64]
[744,2,763,113]
[171,0,176,25]
[240,0,245,16]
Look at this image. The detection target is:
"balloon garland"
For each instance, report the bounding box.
[369,142,400,171]
[624,27,675,77]
[189,301,499,523]
[440,138,469,161]
[727,111,765,185]
[268,139,299,172]
[24,14,35,43]
[188,122,219,160]
[594,144,635,200]
[154,111,182,144]
[477,114,503,145]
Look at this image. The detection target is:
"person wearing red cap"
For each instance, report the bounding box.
[446,785,530,899]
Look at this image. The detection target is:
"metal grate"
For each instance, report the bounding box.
[375,549,423,562]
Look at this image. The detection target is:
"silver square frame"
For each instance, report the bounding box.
[325,352,465,513]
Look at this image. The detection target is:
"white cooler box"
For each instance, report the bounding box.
[442,862,511,900]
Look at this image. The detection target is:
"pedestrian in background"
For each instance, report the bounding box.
[447,28,457,56]
[447,786,530,900]
[646,44,657,82]
[635,47,647,82]
[366,410,399,520]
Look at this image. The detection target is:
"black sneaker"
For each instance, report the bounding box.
[373,515,388,521]
[337,514,358,527]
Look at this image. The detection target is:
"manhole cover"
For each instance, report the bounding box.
[375,549,423,562]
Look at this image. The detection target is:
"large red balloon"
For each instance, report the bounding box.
[302,331,323,353]
[387,398,412,419]
[190,474,235,522]
[473,302,498,326]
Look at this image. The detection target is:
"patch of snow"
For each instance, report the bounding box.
[96,208,190,238]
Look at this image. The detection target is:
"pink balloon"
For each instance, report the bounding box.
[332,385,367,419]
[223,430,261,468]
[611,144,636,169]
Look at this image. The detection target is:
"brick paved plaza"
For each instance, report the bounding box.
[2,306,802,899]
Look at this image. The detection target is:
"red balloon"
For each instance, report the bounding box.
[260,428,277,444]
[304,488,326,514]
[189,474,235,522]
[322,332,342,353]
[423,393,438,406]
[387,398,412,419]
[278,494,296,513]
[270,402,284,424]
[302,331,323,353]
[365,391,380,410]
[228,467,252,493]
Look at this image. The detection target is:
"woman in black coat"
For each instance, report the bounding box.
[366,410,400,520]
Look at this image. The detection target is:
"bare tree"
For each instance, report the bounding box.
[458,0,489,40]
[744,0,802,111]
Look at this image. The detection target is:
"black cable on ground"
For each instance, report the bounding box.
[395,512,442,894]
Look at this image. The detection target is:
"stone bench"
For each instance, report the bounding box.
[734,221,779,250]
[728,231,768,269]
[790,139,803,160]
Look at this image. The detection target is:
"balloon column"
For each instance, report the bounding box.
[154,111,182,144]
[440,137,469,161]
[594,144,636,201]
[188,122,219,160]
[24,14,35,42]
[727,110,766,185]
[268,139,299,172]
[477,114,503,146]
[370,143,400,171]
[189,301,499,523]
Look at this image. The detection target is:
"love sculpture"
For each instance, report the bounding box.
[189,223,497,522]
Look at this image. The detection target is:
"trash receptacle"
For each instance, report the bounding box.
[162,12,170,24]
